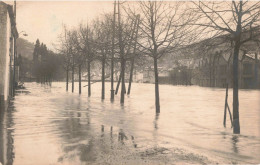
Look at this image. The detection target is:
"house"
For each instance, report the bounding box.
[192,50,260,89]
[0,2,18,107]
[143,66,171,84]
[0,2,18,165]
[239,52,260,88]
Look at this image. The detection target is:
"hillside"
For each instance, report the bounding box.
[16,38,34,60]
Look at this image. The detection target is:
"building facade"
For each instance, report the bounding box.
[0,2,18,107]
[192,51,260,89]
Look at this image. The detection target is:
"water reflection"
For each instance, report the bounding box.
[7,103,15,165]
[55,96,139,164]
[221,131,227,139]
[57,117,93,163]
[131,135,137,148]
[79,139,96,162]
[0,107,6,164]
[154,113,160,130]
[118,129,128,144]
[110,126,114,149]
[232,135,239,154]
[101,125,104,138]
[0,102,15,165]
[221,132,240,155]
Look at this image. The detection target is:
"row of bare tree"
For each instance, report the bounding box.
[57,5,140,103]
[57,1,260,134]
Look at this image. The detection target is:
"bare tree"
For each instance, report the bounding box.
[127,1,192,113]
[57,25,73,92]
[127,15,140,95]
[70,29,87,94]
[93,15,113,100]
[68,30,78,93]
[193,1,260,134]
[115,1,141,104]
[78,24,95,97]
[111,1,117,101]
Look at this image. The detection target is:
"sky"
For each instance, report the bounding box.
[7,1,114,50]
[6,1,258,52]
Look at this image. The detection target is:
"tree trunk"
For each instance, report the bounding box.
[116,72,126,95]
[88,60,91,97]
[255,52,258,88]
[101,57,105,100]
[110,1,116,101]
[120,59,126,104]
[223,83,228,127]
[66,69,69,92]
[115,72,122,95]
[123,80,126,94]
[110,59,115,100]
[233,40,240,134]
[72,64,74,93]
[49,77,52,87]
[209,55,212,87]
[213,55,216,87]
[154,57,160,113]
[127,58,135,95]
[79,65,81,94]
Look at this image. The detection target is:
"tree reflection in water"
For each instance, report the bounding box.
[232,135,239,154]
[118,129,128,144]
[55,96,140,164]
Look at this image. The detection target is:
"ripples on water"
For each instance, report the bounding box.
[0,82,259,164]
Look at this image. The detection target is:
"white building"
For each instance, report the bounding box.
[0,2,18,107]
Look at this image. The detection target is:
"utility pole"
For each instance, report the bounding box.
[127,15,140,95]
[110,0,117,101]
[117,0,126,104]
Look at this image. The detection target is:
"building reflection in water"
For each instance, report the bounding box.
[0,102,15,165]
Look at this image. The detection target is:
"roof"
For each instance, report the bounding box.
[244,53,260,60]
[220,51,260,63]
[6,3,18,38]
[178,25,260,58]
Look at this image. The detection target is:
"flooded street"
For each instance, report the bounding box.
[1,82,260,164]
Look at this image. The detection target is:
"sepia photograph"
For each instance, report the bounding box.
[0,0,259,164]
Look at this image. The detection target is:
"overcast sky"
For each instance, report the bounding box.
[12,1,113,50]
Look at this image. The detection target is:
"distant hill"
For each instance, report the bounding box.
[17,38,34,60]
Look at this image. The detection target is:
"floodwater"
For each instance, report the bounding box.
[0,82,259,165]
